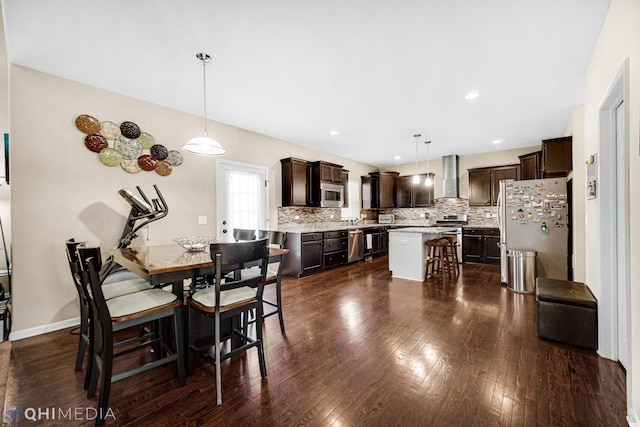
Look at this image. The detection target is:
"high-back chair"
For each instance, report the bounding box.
[65,239,151,382]
[187,238,269,405]
[77,246,185,426]
[258,230,287,332]
[232,228,256,241]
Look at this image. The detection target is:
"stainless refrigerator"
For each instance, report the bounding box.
[497,178,569,283]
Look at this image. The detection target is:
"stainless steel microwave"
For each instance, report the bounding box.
[320,182,343,208]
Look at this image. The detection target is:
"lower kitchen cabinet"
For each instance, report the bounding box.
[283,230,348,278]
[462,227,500,265]
[364,227,389,258]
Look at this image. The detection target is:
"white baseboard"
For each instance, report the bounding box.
[8,317,80,341]
[628,407,639,426]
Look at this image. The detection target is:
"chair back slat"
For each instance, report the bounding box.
[76,246,112,331]
[258,230,286,248]
[232,228,256,242]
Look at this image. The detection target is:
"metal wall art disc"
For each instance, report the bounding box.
[75,115,101,134]
[120,121,141,139]
[84,134,109,152]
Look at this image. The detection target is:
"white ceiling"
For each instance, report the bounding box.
[2,0,610,167]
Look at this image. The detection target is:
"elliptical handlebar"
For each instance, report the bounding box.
[117,184,169,248]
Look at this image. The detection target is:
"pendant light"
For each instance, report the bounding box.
[424,140,433,186]
[182,53,227,156]
[412,133,421,184]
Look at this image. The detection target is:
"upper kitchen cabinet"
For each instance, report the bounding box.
[362,171,399,209]
[519,151,541,180]
[281,157,310,207]
[541,136,572,178]
[397,173,434,208]
[468,164,520,206]
[312,161,343,184]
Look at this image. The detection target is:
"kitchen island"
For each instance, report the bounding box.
[388,227,453,281]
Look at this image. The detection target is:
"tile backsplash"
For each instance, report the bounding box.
[278,198,498,228]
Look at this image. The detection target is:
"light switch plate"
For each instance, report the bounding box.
[198,216,207,225]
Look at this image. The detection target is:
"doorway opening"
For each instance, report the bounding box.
[598,59,629,372]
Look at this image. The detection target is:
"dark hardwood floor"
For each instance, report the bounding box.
[1,257,627,426]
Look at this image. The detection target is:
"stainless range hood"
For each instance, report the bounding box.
[442,154,459,198]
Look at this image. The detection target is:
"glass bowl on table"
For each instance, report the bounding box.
[173,236,215,251]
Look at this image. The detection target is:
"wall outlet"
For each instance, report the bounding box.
[198,216,207,225]
[330,214,334,219]
[294,215,300,220]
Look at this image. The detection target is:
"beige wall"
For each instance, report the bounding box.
[384,146,539,199]
[582,0,640,419]
[8,65,374,335]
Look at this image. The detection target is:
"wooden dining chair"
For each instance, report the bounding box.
[187,238,269,405]
[65,239,152,381]
[232,228,256,241]
[257,230,287,332]
[76,246,185,426]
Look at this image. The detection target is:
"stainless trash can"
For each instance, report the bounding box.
[507,249,536,293]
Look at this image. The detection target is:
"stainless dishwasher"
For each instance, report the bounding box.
[348,229,364,263]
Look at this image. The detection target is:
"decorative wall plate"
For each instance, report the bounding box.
[99,121,121,140]
[121,159,142,174]
[75,115,101,134]
[136,132,155,149]
[120,121,141,139]
[99,148,123,166]
[137,154,157,171]
[84,134,109,152]
[114,136,143,160]
[166,150,183,166]
[150,144,169,160]
[155,160,172,176]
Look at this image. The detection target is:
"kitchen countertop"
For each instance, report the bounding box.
[278,223,499,233]
[388,227,455,234]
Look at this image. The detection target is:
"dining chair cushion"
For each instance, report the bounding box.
[191,286,257,308]
[106,289,177,318]
[102,269,145,285]
[102,278,152,300]
[237,266,278,281]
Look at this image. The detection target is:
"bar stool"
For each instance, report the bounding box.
[425,238,451,282]
[441,235,461,275]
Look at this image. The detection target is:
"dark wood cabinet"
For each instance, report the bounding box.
[462,228,500,265]
[541,136,572,178]
[468,168,492,206]
[364,227,388,257]
[323,230,348,268]
[397,174,434,208]
[301,233,323,274]
[281,158,310,207]
[362,171,398,209]
[283,230,348,278]
[468,165,520,206]
[519,151,541,180]
[312,161,343,184]
[490,165,520,205]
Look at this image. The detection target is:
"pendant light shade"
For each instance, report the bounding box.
[182,53,227,156]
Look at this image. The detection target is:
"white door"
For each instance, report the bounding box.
[615,100,629,369]
[216,159,269,240]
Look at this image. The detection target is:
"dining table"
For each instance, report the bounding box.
[108,242,289,367]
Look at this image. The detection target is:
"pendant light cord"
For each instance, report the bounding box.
[197,53,211,136]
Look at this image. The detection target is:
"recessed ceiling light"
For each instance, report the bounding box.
[492,139,503,144]
[329,130,339,136]
[394,155,401,160]
[465,91,480,100]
